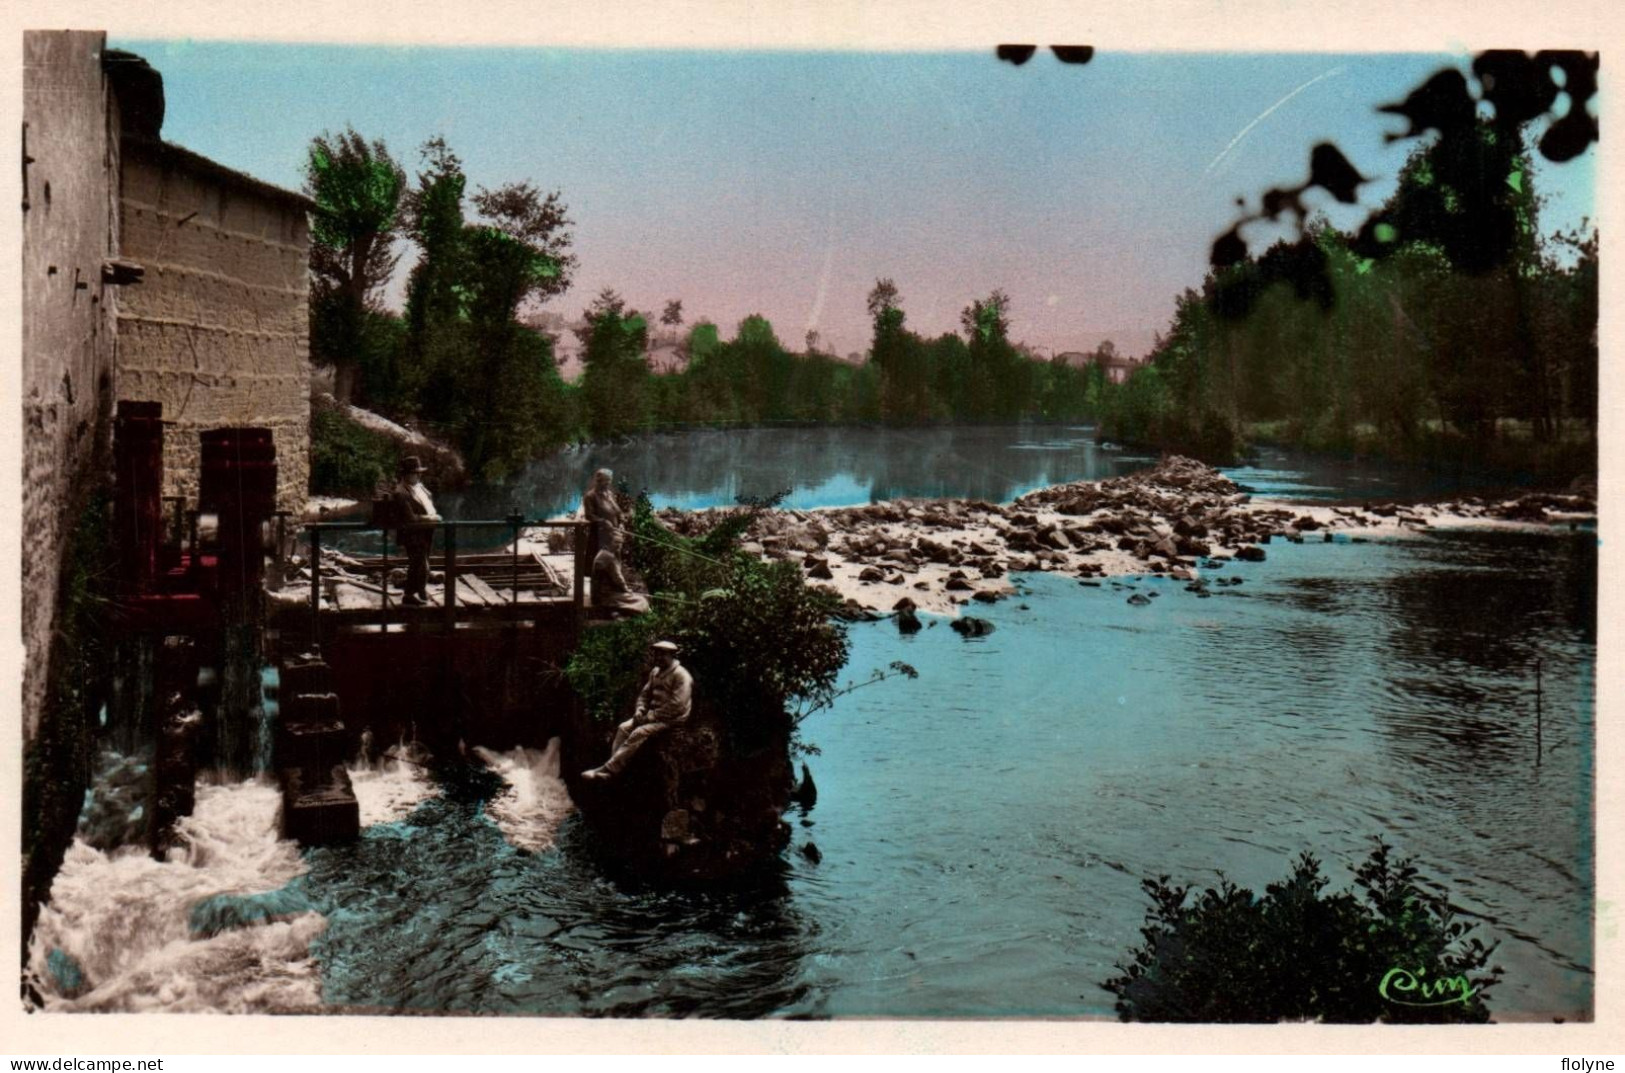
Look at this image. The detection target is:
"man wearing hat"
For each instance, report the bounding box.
[582,640,693,781]
[392,455,440,605]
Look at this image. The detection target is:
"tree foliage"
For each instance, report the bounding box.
[308,403,400,497]
[1104,838,1501,1023]
[564,491,850,751]
[1097,121,1596,476]
[359,137,578,480]
[580,288,651,441]
[302,127,407,403]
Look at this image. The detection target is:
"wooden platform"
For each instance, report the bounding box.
[265,552,627,638]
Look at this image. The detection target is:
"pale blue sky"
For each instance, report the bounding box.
[119,42,1596,357]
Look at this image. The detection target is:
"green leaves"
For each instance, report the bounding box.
[305,132,406,256]
[566,491,852,749]
[1103,837,1500,1023]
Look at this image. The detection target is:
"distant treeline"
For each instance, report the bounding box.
[1095,119,1598,479]
[576,282,1106,440]
[302,127,1109,487]
[306,113,1595,493]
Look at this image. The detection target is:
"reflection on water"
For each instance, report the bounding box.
[439,427,1565,521]
[795,527,1593,1019]
[441,425,1152,519]
[1226,445,1556,503]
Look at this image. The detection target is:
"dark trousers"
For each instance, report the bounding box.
[400,532,432,600]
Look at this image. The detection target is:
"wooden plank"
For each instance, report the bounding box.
[463,574,507,605]
[333,582,381,612]
[456,577,491,608]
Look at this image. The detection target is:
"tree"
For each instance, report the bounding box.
[732,314,793,422]
[961,289,1024,419]
[1184,50,1597,469]
[303,128,407,403]
[580,288,650,440]
[453,226,573,477]
[866,279,928,422]
[661,299,685,327]
[469,180,577,313]
[959,288,1011,344]
[396,136,576,476]
[866,278,900,319]
[400,136,469,412]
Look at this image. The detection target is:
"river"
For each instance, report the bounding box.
[27,426,1595,1020]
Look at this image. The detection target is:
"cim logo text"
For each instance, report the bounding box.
[1377,966,1480,1008]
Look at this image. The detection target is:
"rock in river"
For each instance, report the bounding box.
[950,616,996,637]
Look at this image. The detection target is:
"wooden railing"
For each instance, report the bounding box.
[300,517,588,644]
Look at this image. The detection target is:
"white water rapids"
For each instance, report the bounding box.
[25,740,571,1013]
[25,779,322,1013]
[473,740,575,852]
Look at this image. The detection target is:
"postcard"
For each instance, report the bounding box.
[4,0,1618,1056]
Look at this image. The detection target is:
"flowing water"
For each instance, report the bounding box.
[29,426,1595,1020]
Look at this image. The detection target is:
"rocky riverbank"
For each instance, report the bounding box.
[651,455,1596,618]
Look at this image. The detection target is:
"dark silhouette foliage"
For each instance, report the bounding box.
[1213,50,1598,315]
[1104,838,1502,1023]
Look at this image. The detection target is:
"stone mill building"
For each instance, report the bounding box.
[22,30,312,937]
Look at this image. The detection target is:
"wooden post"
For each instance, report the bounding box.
[309,526,322,653]
[573,521,586,633]
[380,523,391,627]
[442,522,458,633]
[509,513,524,605]
[274,511,291,574]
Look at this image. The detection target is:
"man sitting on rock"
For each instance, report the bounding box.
[591,529,650,617]
[581,640,692,782]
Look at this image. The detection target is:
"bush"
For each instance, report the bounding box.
[564,490,849,751]
[309,404,399,498]
[1103,837,1501,1023]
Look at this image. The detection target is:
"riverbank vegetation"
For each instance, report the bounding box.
[305,132,576,486]
[303,53,1595,497]
[1096,57,1598,483]
[561,490,857,878]
[308,403,402,499]
[1104,838,1501,1023]
[564,490,850,753]
[303,134,1106,492]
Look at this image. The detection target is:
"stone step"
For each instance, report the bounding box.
[280,767,359,845]
[276,716,348,779]
[278,659,332,700]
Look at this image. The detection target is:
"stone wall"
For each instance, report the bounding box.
[21,31,121,742]
[117,139,311,514]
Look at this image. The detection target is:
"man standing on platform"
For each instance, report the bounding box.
[392,455,440,605]
[581,640,692,781]
[582,467,624,565]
